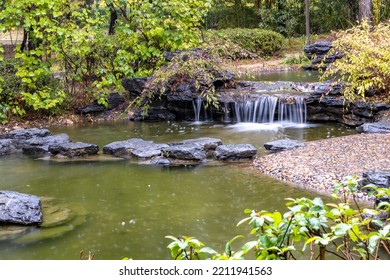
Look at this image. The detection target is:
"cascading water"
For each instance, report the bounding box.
[192,96,203,122]
[233,95,307,124]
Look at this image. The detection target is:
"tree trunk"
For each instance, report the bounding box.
[305,0,310,45]
[108,4,118,35]
[359,0,372,22]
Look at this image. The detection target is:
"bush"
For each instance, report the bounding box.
[207,28,285,58]
[0,58,23,123]
[205,6,260,29]
[321,21,390,103]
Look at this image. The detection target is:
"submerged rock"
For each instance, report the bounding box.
[49,142,99,158]
[264,139,305,153]
[0,191,42,225]
[214,144,257,160]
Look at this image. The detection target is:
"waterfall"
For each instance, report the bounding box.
[192,96,204,122]
[233,95,307,124]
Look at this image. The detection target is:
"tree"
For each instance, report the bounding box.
[0,0,213,121]
[305,0,310,45]
[359,0,373,22]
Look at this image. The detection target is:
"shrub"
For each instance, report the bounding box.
[205,6,260,29]
[207,28,285,58]
[0,58,23,123]
[320,21,390,103]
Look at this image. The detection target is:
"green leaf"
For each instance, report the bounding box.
[333,223,351,236]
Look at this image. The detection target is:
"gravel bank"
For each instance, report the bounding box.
[253,133,390,200]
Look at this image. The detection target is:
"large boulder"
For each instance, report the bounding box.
[49,142,99,158]
[0,191,42,225]
[214,144,257,160]
[264,139,305,153]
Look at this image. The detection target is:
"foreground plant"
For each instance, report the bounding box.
[167,177,390,260]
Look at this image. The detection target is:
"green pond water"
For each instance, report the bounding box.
[0,120,357,260]
[237,70,321,82]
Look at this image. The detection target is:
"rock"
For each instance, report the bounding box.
[0,139,16,156]
[214,144,257,160]
[303,42,343,70]
[162,144,207,161]
[131,143,169,159]
[76,92,125,115]
[264,139,305,153]
[1,128,51,140]
[122,77,148,97]
[103,138,154,158]
[49,142,99,158]
[304,41,333,57]
[361,170,390,189]
[150,156,171,166]
[0,191,42,225]
[179,138,222,157]
[356,121,390,134]
[22,133,71,156]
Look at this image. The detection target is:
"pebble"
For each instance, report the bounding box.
[254,133,390,200]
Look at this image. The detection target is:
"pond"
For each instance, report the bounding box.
[0,120,357,260]
[236,69,322,83]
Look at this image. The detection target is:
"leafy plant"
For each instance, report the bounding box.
[207,28,285,58]
[320,20,390,103]
[133,49,228,116]
[167,176,390,260]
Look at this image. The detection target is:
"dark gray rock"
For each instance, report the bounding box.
[264,139,305,153]
[103,138,154,158]
[304,42,333,57]
[76,92,125,115]
[49,142,99,158]
[214,144,257,160]
[122,77,148,97]
[132,144,169,159]
[0,139,16,155]
[313,82,344,96]
[2,128,51,140]
[179,138,223,157]
[22,133,71,156]
[0,190,42,225]
[162,144,207,161]
[356,121,390,134]
[361,170,390,189]
[303,42,343,70]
